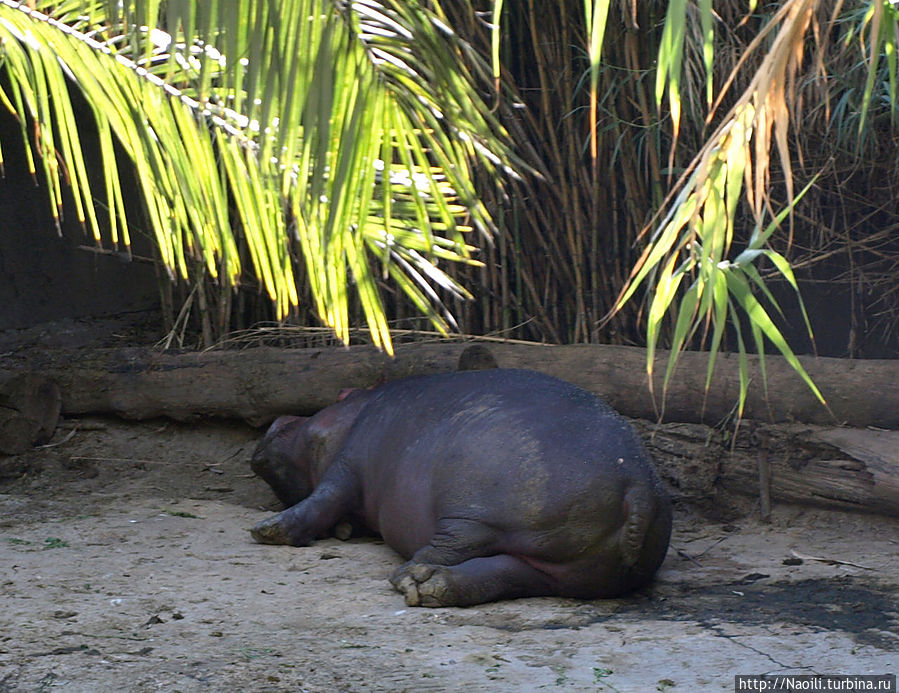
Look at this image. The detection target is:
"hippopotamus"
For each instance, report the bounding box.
[250,368,672,607]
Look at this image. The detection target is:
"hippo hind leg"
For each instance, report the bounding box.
[387,518,554,607]
[390,555,554,607]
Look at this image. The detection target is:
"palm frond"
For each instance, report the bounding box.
[0,0,522,352]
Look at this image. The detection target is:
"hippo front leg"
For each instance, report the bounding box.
[390,555,554,607]
[251,468,357,546]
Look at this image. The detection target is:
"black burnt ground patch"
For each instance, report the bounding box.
[453,576,898,653]
[646,576,899,651]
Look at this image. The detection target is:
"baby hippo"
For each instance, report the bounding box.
[250,368,671,607]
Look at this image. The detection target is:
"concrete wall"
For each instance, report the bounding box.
[0,108,159,331]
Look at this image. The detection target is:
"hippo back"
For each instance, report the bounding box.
[335,369,670,582]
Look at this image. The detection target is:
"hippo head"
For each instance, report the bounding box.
[251,391,373,508]
[251,415,315,507]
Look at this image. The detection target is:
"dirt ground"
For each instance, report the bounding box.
[1,415,897,692]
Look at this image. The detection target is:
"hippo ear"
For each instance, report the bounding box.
[336,388,357,402]
[457,344,498,370]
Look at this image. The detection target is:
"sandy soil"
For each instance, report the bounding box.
[1,415,897,692]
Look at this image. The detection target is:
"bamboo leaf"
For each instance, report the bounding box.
[663,279,700,397]
[584,0,611,160]
[699,0,714,107]
[858,0,883,136]
[703,269,729,392]
[656,0,686,137]
[725,270,825,404]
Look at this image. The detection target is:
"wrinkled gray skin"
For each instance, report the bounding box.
[250,369,672,607]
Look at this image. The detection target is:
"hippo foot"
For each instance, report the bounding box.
[390,554,553,607]
[390,563,458,607]
[250,513,313,547]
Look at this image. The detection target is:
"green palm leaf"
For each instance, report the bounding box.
[0,0,521,353]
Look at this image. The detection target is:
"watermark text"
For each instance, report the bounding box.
[736,675,896,692]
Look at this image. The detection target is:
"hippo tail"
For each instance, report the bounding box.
[618,484,657,568]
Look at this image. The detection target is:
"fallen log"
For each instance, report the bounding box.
[2,343,897,518]
[0,373,61,454]
[2,342,898,428]
[638,421,899,518]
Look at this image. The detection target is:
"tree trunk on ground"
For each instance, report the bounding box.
[0,374,61,454]
[2,342,897,427]
[2,343,898,517]
[638,420,899,519]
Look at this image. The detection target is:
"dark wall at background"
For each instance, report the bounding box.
[0,104,159,332]
[0,85,893,357]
